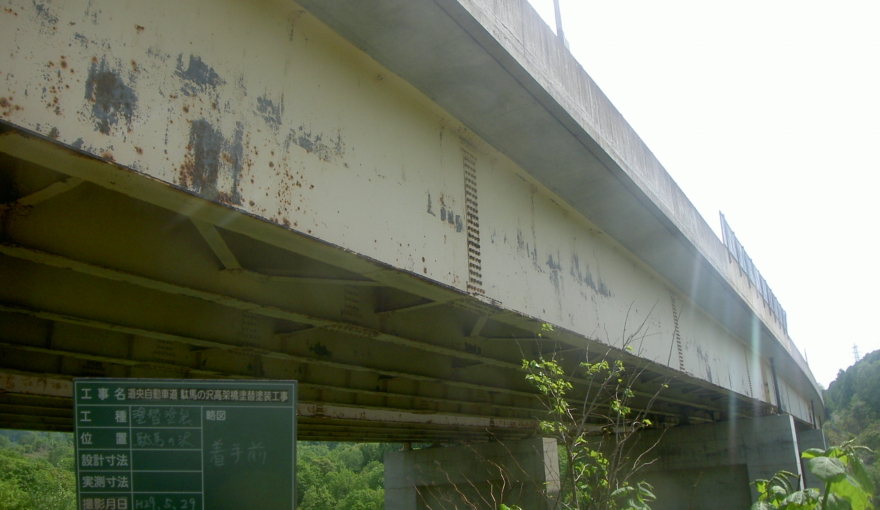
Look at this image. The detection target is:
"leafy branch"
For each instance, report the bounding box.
[522,321,665,510]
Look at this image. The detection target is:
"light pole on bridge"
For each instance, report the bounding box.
[553,0,569,48]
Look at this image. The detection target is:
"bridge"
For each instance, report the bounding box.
[0,0,824,508]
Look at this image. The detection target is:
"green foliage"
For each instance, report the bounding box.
[522,326,659,510]
[823,350,880,506]
[751,441,875,510]
[0,442,77,510]
[825,351,880,420]
[0,430,393,510]
[295,441,397,510]
[523,358,573,436]
[610,481,656,510]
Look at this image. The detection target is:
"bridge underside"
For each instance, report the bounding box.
[0,128,775,441]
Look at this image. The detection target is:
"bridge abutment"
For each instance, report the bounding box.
[384,437,560,510]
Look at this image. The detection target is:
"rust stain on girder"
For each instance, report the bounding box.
[0,96,24,118]
[0,373,72,398]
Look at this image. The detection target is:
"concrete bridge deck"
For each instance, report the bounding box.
[0,0,821,444]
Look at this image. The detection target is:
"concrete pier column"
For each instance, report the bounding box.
[384,437,560,510]
[797,426,828,489]
[633,414,818,510]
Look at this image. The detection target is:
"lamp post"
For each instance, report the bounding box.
[553,0,568,48]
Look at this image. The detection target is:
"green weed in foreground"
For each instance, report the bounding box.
[752,440,874,510]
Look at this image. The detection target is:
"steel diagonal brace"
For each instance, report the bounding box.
[0,303,539,404]
[0,242,736,417]
[0,177,84,210]
[0,242,520,371]
[190,218,382,286]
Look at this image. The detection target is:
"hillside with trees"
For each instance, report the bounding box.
[0,431,394,510]
[295,442,397,510]
[823,349,880,505]
[0,431,76,510]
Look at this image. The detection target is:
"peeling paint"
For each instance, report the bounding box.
[83,0,99,24]
[85,59,137,135]
[175,55,225,96]
[179,119,243,204]
[309,343,332,358]
[32,1,58,26]
[73,33,94,48]
[544,251,564,311]
[434,199,463,233]
[256,95,283,127]
[570,253,612,297]
[515,229,538,267]
[549,269,562,304]
[288,126,344,162]
[146,45,170,63]
[696,345,713,384]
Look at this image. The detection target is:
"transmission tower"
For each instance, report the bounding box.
[853,344,861,363]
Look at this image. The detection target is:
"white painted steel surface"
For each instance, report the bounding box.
[0,0,819,430]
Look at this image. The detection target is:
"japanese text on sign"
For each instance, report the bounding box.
[74,379,296,510]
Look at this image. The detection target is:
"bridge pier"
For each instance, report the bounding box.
[635,414,823,510]
[384,437,560,510]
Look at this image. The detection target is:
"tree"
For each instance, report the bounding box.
[421,318,666,510]
[522,336,661,510]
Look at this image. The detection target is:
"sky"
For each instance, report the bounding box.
[527,0,880,388]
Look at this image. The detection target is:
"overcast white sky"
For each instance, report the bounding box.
[527,0,880,388]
